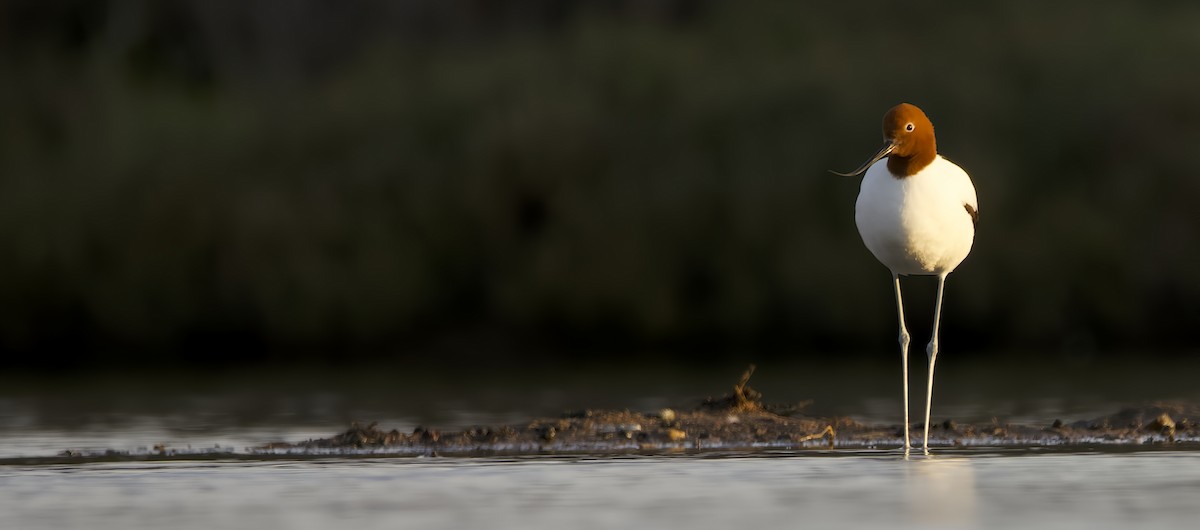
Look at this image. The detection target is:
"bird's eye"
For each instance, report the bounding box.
[905,122,915,132]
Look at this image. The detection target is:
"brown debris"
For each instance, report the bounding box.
[700,364,765,412]
[259,370,1200,456]
[699,364,813,416]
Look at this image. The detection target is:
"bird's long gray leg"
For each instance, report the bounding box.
[892,273,911,455]
[923,273,947,455]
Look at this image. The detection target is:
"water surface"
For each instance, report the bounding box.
[3,450,1199,529]
[4,357,1200,528]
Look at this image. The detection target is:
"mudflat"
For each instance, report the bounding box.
[265,366,1198,456]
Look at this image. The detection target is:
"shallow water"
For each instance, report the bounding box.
[5,355,1198,459]
[3,450,1200,529]
[3,356,1200,528]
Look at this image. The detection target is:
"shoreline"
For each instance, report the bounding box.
[31,367,1199,463]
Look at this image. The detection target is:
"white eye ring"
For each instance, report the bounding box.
[905,122,915,132]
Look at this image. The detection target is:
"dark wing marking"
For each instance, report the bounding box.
[964,203,978,225]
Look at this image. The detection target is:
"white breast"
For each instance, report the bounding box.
[854,155,978,276]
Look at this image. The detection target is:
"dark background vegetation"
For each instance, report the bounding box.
[2,0,1198,368]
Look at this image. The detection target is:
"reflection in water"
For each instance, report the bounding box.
[905,457,977,526]
[5,452,1200,530]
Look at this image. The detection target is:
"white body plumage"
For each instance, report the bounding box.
[855,155,978,277]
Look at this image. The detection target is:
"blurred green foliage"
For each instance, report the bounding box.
[1,1,1198,364]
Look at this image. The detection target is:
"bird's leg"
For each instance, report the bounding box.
[923,274,947,455]
[892,274,911,455]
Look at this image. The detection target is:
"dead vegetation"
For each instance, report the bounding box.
[258,366,1200,456]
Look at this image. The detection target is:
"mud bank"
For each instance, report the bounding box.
[263,367,1199,457]
[257,403,1197,457]
[37,367,1199,462]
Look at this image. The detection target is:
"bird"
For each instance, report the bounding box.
[831,103,979,455]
